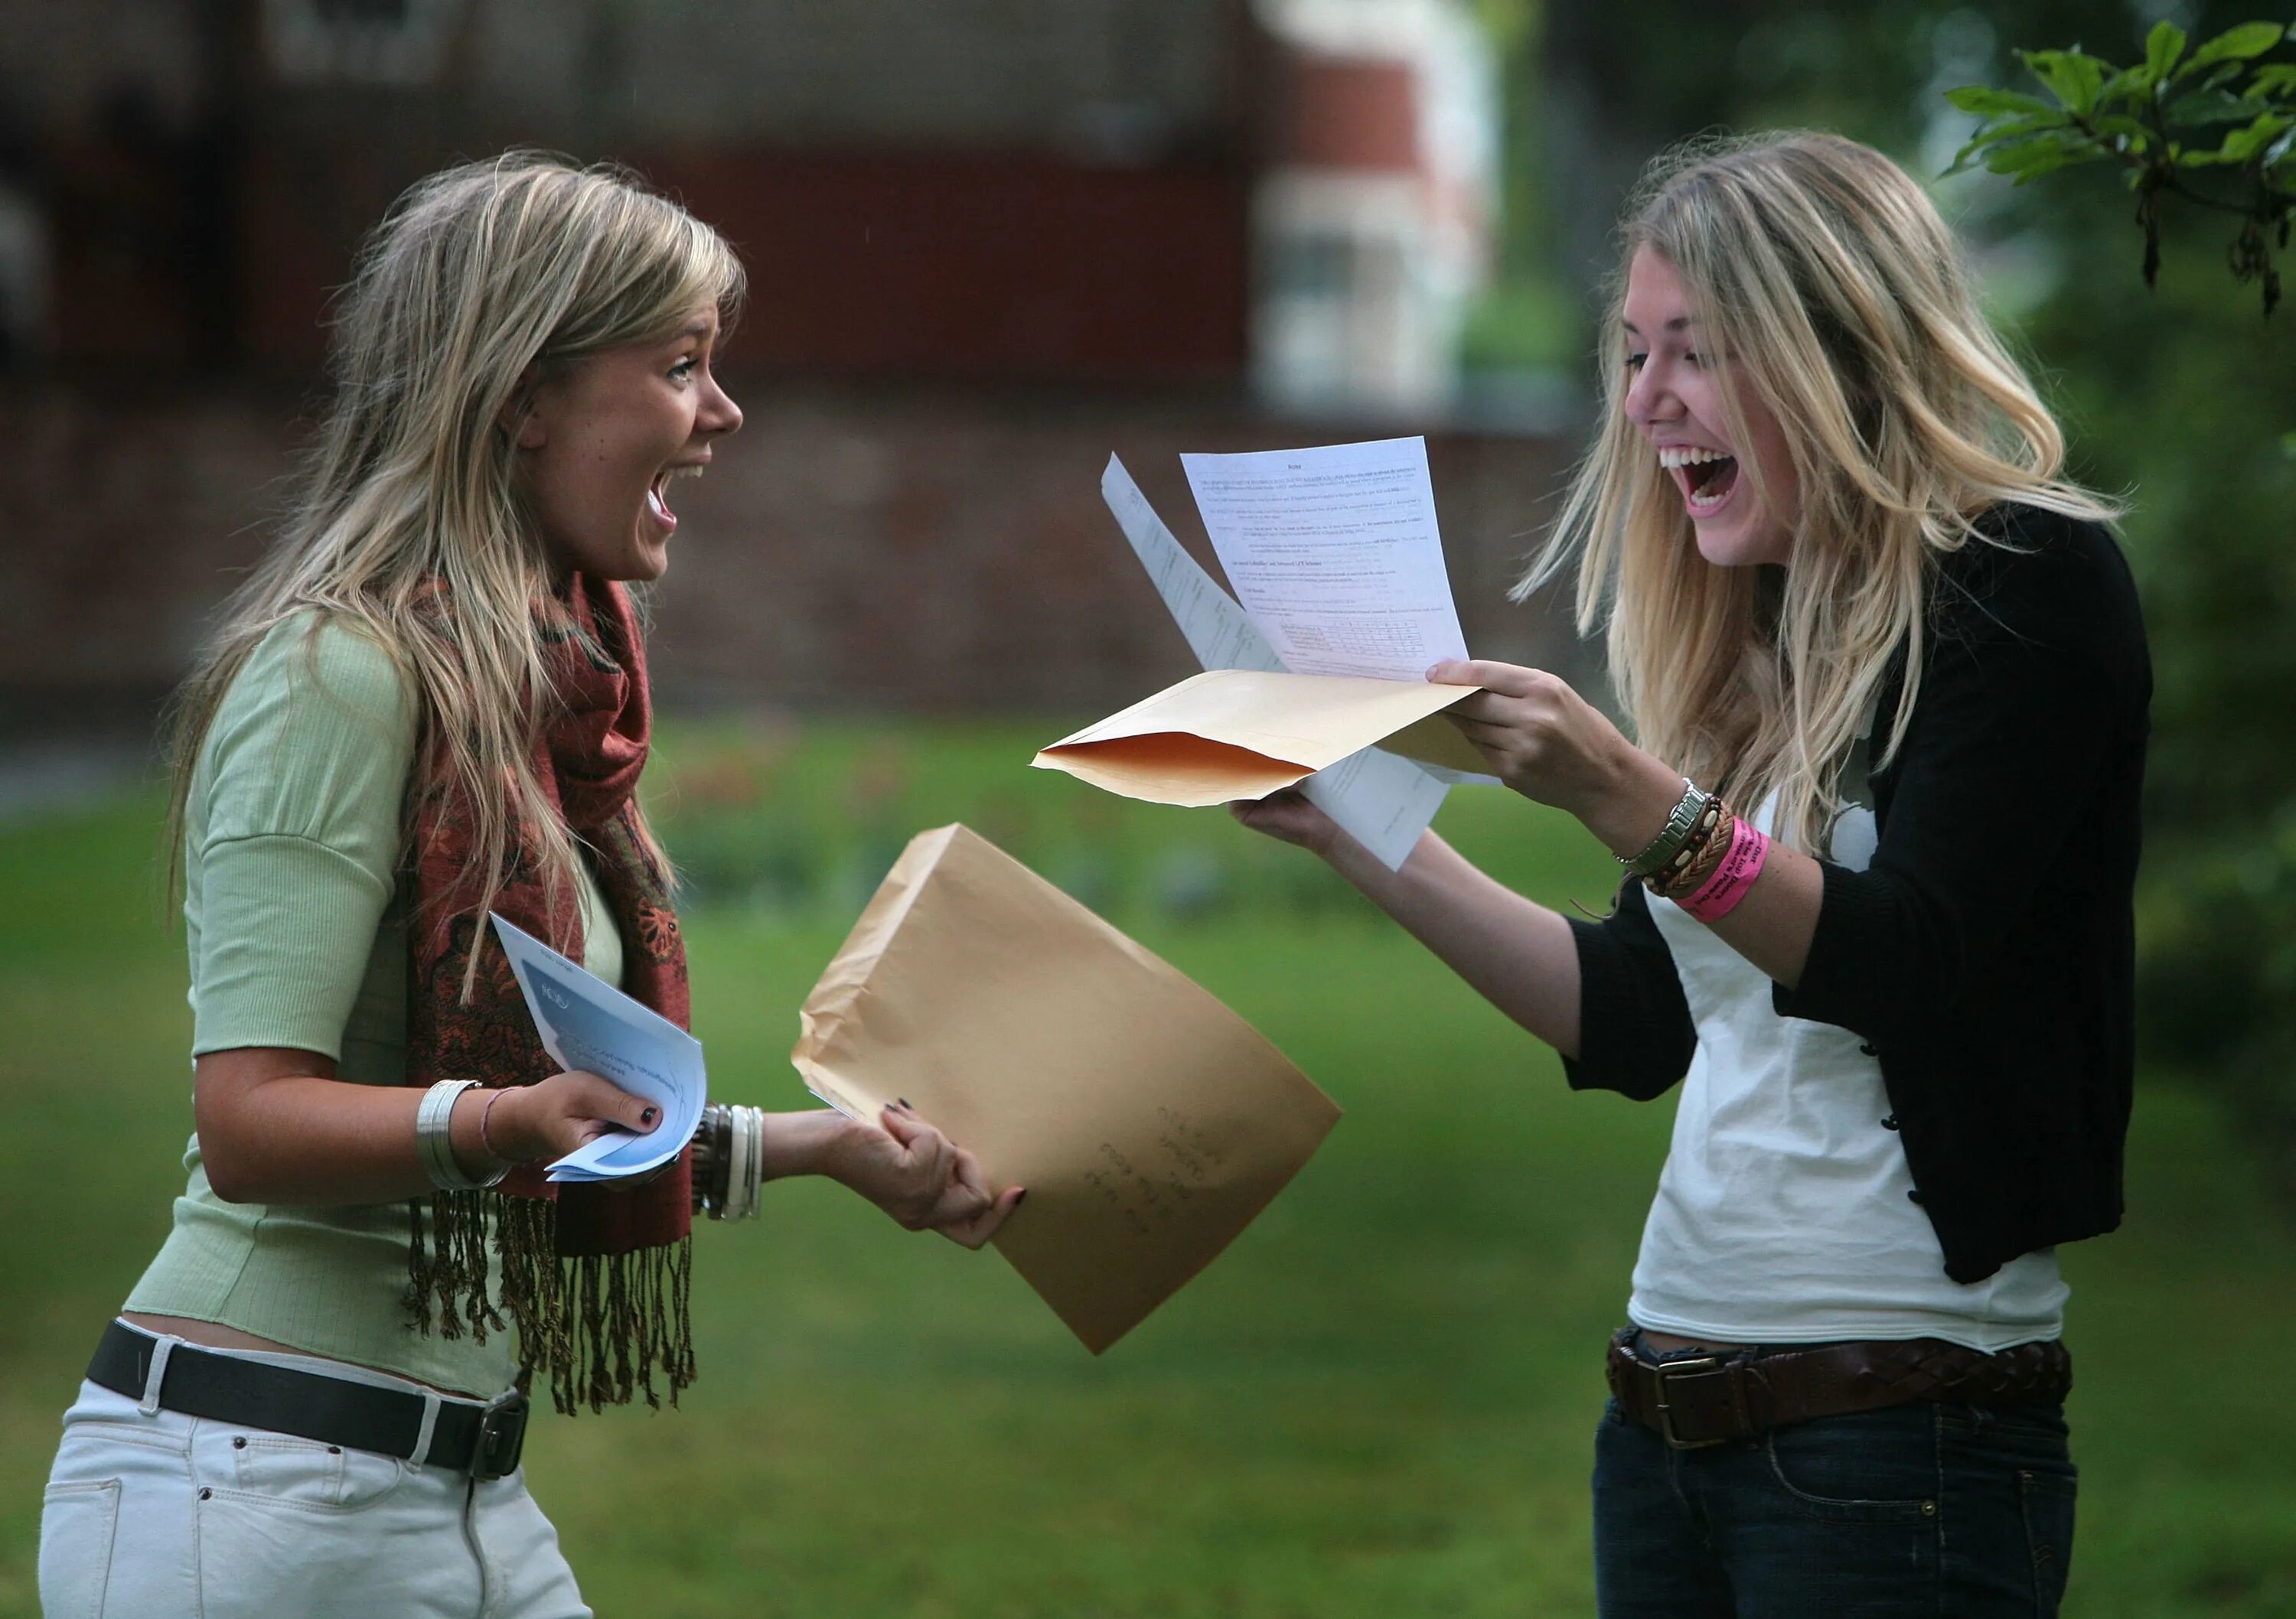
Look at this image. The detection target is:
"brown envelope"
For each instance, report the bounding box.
[1031,669,1486,807]
[792,824,1342,1353]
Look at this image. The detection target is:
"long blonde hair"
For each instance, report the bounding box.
[1520,131,2117,850]
[165,153,745,958]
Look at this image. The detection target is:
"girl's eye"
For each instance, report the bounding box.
[1681,350,1703,369]
[670,357,698,382]
[1624,351,1648,372]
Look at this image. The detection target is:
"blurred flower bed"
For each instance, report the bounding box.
[644,714,1381,930]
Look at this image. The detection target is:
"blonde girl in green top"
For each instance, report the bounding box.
[38,155,1019,1619]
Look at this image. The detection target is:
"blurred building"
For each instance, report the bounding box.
[1253,0,1495,415]
[0,0,1574,728]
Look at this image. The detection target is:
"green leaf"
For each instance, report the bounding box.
[2253,64,2296,99]
[2007,153,2086,184]
[2167,88,2277,128]
[2185,21,2288,73]
[2022,48,2108,116]
[1973,111,2079,144]
[2146,21,2188,83]
[2192,61,2250,98]
[1956,109,2112,173]
[2098,65,2148,109]
[1982,130,2102,183]
[2216,112,2295,164]
[1947,111,2095,175]
[1945,84,2060,118]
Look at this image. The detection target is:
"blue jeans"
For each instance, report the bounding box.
[1593,1382,2076,1617]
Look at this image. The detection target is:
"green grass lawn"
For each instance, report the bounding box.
[4,721,2294,1616]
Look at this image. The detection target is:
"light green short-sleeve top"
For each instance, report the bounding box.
[124,612,623,1395]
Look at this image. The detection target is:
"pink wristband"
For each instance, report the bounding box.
[1675,816,1770,922]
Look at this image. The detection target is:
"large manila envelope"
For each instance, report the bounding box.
[792,824,1342,1353]
[1031,669,1488,808]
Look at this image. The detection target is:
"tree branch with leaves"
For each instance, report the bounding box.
[1949,19,2293,315]
[1942,17,2296,1204]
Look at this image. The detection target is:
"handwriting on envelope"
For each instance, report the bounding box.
[791,824,1341,1354]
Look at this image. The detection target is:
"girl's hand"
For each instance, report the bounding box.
[828,1104,1025,1250]
[1429,660,1629,813]
[1228,788,1342,856]
[458,1070,659,1171]
[1430,660,1692,858]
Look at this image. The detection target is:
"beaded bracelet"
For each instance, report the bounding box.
[1642,793,1728,897]
[1649,796,1733,900]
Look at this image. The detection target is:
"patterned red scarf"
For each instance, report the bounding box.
[403,573,695,1413]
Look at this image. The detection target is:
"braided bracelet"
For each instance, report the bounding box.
[1643,793,1728,897]
[1649,797,1731,899]
[1674,816,1773,923]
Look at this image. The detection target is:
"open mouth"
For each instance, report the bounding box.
[647,463,704,532]
[1658,446,1739,516]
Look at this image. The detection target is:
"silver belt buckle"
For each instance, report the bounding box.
[468,1390,530,1481]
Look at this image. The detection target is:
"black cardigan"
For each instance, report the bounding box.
[1564,504,2151,1284]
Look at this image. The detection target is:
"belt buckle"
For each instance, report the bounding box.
[468,1391,530,1481]
[1649,1356,1737,1450]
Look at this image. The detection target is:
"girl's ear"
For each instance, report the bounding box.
[504,364,547,449]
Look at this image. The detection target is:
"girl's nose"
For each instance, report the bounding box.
[703,376,743,438]
[1623,359,1674,428]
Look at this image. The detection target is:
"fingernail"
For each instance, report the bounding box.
[899,1097,912,1109]
[1013,1188,1028,1205]
[641,1106,658,1126]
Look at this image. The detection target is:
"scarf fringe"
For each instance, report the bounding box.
[408,1191,695,1415]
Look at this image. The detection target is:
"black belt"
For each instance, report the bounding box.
[89,1321,529,1481]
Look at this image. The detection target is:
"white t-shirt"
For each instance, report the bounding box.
[1625,799,2067,1350]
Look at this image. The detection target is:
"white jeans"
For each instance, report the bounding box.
[39,1331,590,1619]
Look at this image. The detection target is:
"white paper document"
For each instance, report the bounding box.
[489,914,706,1184]
[1099,461,1285,678]
[1098,454,1454,870]
[1179,437,1470,681]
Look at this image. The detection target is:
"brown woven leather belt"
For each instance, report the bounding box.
[1606,1330,2072,1449]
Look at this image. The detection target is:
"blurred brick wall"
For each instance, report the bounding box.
[0,0,1241,154]
[4,0,1262,382]
[0,381,1589,736]
[235,148,1253,382]
[450,0,1242,155]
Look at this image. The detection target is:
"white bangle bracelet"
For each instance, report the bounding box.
[692,1103,768,1220]
[416,1079,507,1191]
[722,1105,764,1222]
